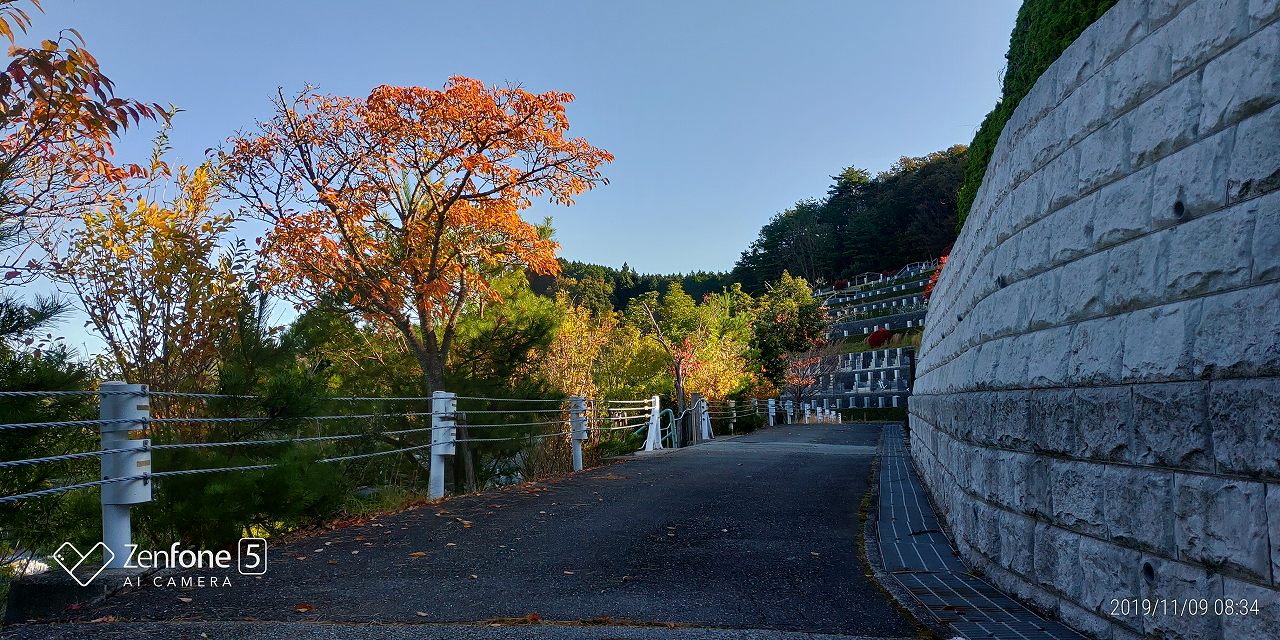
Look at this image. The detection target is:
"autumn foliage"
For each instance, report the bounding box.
[922,254,947,302]
[224,77,612,387]
[0,0,166,278]
[866,327,892,348]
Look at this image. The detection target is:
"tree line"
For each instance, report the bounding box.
[731,145,966,293]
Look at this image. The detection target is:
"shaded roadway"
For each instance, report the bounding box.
[3,423,917,639]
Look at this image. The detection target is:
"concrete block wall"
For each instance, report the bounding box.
[908,0,1280,638]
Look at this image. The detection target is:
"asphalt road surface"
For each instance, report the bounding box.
[3,423,918,640]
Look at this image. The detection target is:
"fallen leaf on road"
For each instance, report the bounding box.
[351,550,359,555]
[294,603,314,613]
[416,611,428,617]
[176,597,193,604]
[354,535,367,541]
[563,570,575,575]
[810,552,820,556]
[327,560,337,565]
[88,616,115,623]
[446,542,457,547]
[526,612,541,622]
[294,556,307,561]
[409,551,428,557]
[469,574,478,579]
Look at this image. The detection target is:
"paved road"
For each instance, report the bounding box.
[3,424,918,640]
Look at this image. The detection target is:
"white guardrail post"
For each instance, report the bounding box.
[728,399,736,434]
[99,381,152,569]
[699,398,713,441]
[767,398,775,427]
[570,396,587,471]
[430,391,456,500]
[643,395,663,451]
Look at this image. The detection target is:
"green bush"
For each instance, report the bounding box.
[957,0,1119,227]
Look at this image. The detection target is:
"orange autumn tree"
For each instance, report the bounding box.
[223,78,612,390]
[0,0,166,281]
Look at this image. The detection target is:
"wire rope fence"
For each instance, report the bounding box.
[0,383,797,574]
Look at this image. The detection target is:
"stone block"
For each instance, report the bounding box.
[1093,164,1154,248]
[1250,0,1280,27]
[1150,0,1198,27]
[1107,20,1170,114]
[991,390,1033,451]
[1094,0,1152,67]
[1025,272,1061,332]
[1200,20,1280,134]
[1028,105,1067,172]
[1063,72,1111,148]
[1139,554,1224,640]
[1069,315,1125,384]
[1174,473,1272,581]
[964,392,994,445]
[1079,536,1144,628]
[1152,117,1234,226]
[1058,597,1119,640]
[1167,0,1250,75]
[1056,250,1109,323]
[1192,285,1280,378]
[1006,450,1052,518]
[998,508,1037,577]
[1034,521,1083,596]
[1044,146,1083,213]
[1248,190,1280,284]
[1121,301,1198,383]
[1270,484,1280,585]
[1102,236,1166,314]
[1227,104,1280,204]
[1128,69,1202,168]
[1009,170,1045,232]
[1220,577,1280,640]
[995,335,1033,391]
[1105,465,1176,553]
[1132,381,1213,470]
[970,343,1000,396]
[1076,385,1133,461]
[1049,192,1098,265]
[1012,218,1052,283]
[1051,459,1110,537]
[1029,388,1078,456]
[1027,325,1074,388]
[1052,22,1100,95]
[1162,200,1255,298]
[1209,378,1280,478]
[1080,119,1133,193]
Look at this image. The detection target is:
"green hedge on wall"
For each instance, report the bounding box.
[956,0,1119,227]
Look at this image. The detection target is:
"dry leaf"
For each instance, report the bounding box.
[416,611,428,617]
[409,551,428,558]
[295,603,315,613]
[176,597,193,604]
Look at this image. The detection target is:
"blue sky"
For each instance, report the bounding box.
[30,0,1020,277]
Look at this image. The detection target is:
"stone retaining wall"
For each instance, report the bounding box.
[908,0,1280,638]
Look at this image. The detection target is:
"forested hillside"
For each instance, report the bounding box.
[731,145,966,293]
[538,261,734,315]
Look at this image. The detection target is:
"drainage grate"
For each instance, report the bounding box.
[876,425,1087,640]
